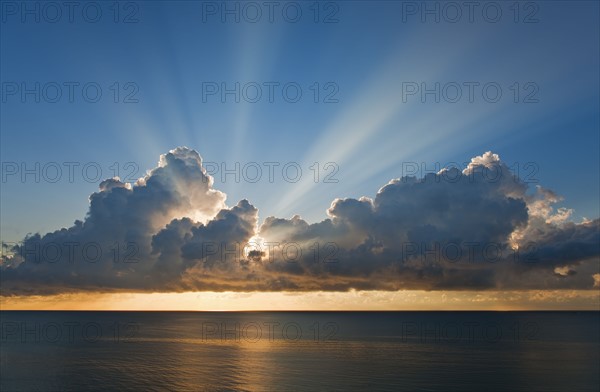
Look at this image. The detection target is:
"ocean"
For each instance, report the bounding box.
[1,311,598,391]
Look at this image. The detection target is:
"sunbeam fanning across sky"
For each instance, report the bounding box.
[1,0,598,306]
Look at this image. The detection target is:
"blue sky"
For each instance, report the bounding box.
[1,0,599,245]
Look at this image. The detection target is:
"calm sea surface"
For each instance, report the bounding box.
[1,311,598,391]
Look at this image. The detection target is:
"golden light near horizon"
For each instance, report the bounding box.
[2,290,599,311]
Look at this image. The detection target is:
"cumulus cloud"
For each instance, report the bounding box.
[1,148,598,295]
[1,147,227,294]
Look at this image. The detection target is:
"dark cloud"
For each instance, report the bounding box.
[1,149,598,295]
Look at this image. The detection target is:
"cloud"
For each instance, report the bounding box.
[1,148,598,295]
[1,147,227,294]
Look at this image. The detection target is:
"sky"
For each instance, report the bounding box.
[1,0,599,310]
